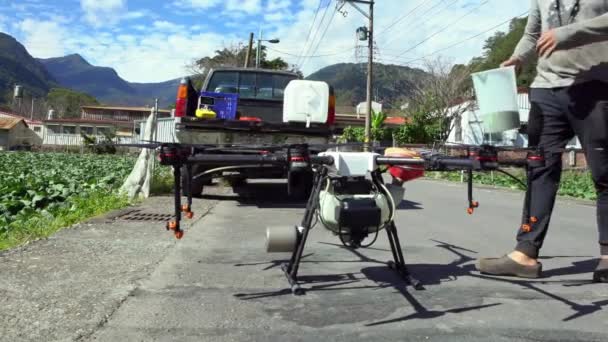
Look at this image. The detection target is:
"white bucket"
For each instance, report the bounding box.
[471,66,520,134]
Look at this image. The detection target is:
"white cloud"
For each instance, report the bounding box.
[123,11,149,20]
[18,19,66,58]
[153,20,184,32]
[172,0,221,10]
[174,0,261,15]
[80,0,126,27]
[4,0,533,86]
[262,0,530,76]
[227,0,261,14]
[267,0,290,11]
[87,31,237,82]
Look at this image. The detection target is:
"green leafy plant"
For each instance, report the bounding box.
[340,126,365,143]
[0,152,171,250]
[427,169,597,200]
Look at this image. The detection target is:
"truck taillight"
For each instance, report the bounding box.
[174,78,188,117]
[327,86,336,125]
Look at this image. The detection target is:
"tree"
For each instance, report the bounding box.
[188,41,301,88]
[46,88,99,118]
[469,17,537,87]
[398,57,474,144]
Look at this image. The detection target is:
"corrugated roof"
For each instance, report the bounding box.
[0,111,42,125]
[81,105,171,113]
[43,118,135,127]
[0,117,24,130]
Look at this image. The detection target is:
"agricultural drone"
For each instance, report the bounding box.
[118,139,547,295]
[114,76,547,295]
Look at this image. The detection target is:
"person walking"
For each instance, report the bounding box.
[476,0,608,282]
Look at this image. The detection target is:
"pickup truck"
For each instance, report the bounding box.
[172,67,336,199]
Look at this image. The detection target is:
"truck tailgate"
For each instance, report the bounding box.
[175,117,333,146]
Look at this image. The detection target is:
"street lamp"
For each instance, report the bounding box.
[256,30,280,68]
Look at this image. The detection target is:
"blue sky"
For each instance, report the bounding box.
[0,0,529,83]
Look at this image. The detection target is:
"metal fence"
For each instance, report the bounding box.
[43,134,139,146]
[136,117,177,143]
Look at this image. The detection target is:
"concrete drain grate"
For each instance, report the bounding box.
[117,210,175,222]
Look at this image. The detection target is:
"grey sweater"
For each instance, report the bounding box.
[512,0,608,88]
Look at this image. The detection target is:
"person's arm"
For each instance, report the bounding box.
[511,0,541,65]
[555,12,608,49]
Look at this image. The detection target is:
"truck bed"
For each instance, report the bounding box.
[176,117,332,136]
[174,117,333,147]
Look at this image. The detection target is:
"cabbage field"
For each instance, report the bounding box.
[0,152,172,250]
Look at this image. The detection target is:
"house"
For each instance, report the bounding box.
[355,101,383,118]
[0,117,42,150]
[446,91,581,149]
[42,105,171,146]
[0,111,43,149]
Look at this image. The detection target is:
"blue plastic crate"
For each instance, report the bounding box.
[199,91,239,120]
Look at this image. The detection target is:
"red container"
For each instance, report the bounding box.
[384,147,425,182]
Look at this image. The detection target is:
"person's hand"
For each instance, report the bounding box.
[500,57,523,74]
[536,29,557,57]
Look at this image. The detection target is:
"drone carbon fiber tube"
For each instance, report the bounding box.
[375,157,426,166]
[186,154,335,166]
[188,154,286,165]
[377,156,479,168]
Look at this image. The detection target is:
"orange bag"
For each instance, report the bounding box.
[383,147,425,182]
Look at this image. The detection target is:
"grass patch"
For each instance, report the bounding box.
[0,190,132,251]
[426,169,597,201]
[150,165,175,195]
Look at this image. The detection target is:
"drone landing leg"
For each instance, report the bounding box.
[184,164,194,219]
[281,168,327,296]
[167,164,184,238]
[386,221,424,290]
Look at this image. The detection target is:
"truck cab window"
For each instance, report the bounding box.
[257,74,274,100]
[207,71,238,94]
[239,73,256,99]
[273,75,293,100]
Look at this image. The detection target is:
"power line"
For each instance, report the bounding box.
[295,0,324,67]
[380,11,529,66]
[379,0,459,47]
[297,1,333,69]
[376,0,437,38]
[300,5,339,70]
[267,46,356,58]
[392,0,491,59]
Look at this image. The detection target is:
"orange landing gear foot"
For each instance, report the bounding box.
[185,211,194,219]
[467,208,474,215]
[175,230,184,239]
[167,221,178,231]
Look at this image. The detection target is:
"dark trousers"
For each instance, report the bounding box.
[515,80,608,258]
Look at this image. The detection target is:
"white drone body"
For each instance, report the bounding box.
[315,151,405,236]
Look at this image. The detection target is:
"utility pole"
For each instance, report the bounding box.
[340,0,374,151]
[244,32,254,68]
[366,2,374,152]
[256,29,263,68]
[255,30,280,69]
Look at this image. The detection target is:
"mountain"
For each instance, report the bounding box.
[0,32,57,101]
[38,54,180,108]
[305,63,429,109]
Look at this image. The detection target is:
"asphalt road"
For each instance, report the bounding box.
[2,179,607,341]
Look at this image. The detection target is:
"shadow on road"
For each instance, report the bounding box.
[233,238,606,324]
[202,181,423,210]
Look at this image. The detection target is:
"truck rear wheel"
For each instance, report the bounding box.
[181,165,212,198]
[288,170,313,201]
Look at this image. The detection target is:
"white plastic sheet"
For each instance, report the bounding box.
[119,108,158,199]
